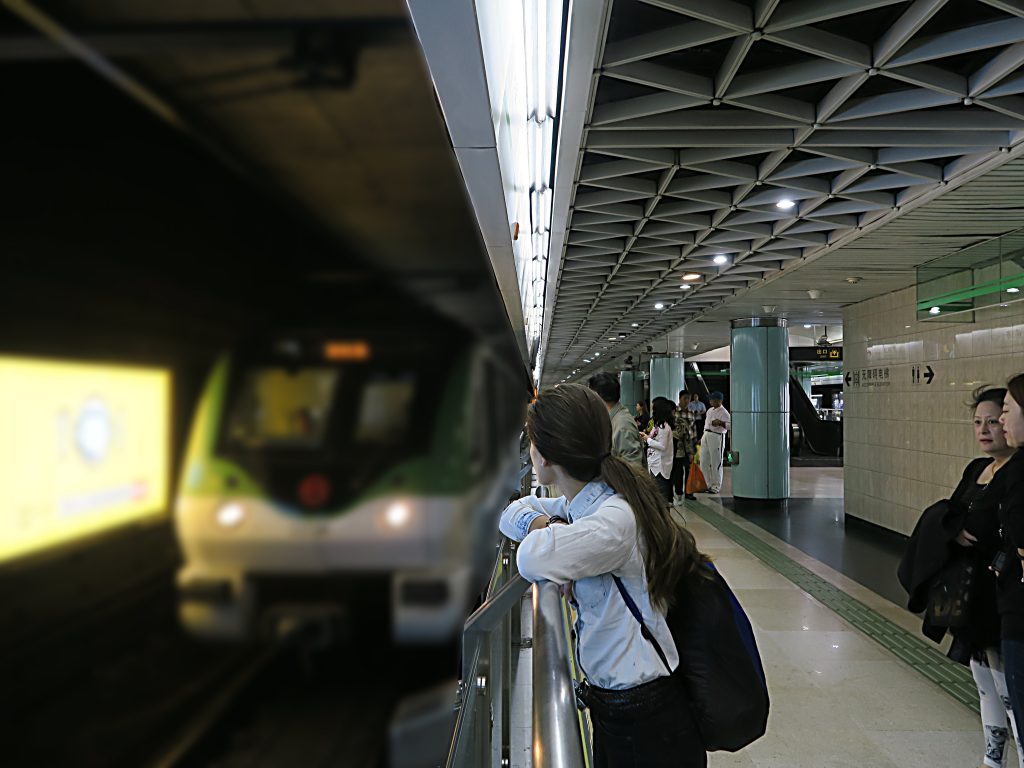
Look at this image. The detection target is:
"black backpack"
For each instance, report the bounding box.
[613,564,769,752]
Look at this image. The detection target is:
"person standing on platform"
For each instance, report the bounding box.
[642,397,675,505]
[688,393,706,441]
[635,400,650,431]
[672,390,696,503]
[699,392,730,494]
[948,388,1021,768]
[588,373,644,468]
[995,373,1024,745]
[498,384,709,768]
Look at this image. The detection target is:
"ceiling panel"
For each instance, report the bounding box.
[543,0,1024,384]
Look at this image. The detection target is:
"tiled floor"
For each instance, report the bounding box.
[687,494,988,768]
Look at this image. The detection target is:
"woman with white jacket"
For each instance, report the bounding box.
[643,396,675,505]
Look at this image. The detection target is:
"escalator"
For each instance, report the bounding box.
[789,375,843,456]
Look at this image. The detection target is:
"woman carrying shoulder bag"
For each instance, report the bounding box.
[499,384,711,767]
[950,388,1021,768]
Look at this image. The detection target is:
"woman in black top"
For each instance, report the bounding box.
[996,373,1024,747]
[634,400,650,431]
[951,388,1021,768]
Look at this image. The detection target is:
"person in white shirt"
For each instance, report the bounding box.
[699,392,730,494]
[641,396,675,504]
[499,384,709,767]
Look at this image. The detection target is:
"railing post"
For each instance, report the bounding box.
[532,583,587,768]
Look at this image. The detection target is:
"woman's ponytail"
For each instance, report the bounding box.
[599,453,711,610]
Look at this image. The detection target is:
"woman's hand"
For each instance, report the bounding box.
[955,529,978,547]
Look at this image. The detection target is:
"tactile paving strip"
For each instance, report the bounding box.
[689,500,979,713]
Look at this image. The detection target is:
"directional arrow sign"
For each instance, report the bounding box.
[844,371,852,386]
[924,365,934,384]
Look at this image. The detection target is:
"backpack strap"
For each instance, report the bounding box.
[611,575,672,674]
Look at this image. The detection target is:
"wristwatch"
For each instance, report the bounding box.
[546,515,568,527]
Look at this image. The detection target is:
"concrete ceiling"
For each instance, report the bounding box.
[1,0,523,363]
[543,0,1024,385]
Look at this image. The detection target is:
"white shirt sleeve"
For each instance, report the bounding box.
[515,498,638,584]
[498,495,567,541]
[721,408,731,431]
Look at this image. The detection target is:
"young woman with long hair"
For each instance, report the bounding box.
[499,384,710,767]
[643,396,676,505]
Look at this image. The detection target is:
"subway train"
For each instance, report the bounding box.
[173,323,527,644]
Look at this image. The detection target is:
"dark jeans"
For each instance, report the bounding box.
[671,455,690,496]
[652,473,673,504]
[1003,637,1024,738]
[582,675,706,768]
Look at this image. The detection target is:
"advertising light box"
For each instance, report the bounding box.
[0,357,170,563]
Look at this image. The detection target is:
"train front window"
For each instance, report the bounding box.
[224,367,339,449]
[353,372,417,444]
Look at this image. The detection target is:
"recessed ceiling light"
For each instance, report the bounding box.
[1009,287,1021,294]
[654,302,665,309]
[929,306,941,315]
[776,199,795,210]
[713,255,728,265]
[682,273,701,281]
[905,325,911,329]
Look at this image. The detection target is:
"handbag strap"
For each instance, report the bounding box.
[611,575,672,674]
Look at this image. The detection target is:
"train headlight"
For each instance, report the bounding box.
[384,501,411,529]
[216,502,246,529]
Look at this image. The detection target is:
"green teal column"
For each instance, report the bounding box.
[619,370,641,410]
[730,318,790,501]
[649,354,686,403]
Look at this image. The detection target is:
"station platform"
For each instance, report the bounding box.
[503,467,989,768]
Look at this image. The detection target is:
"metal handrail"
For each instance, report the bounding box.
[532,583,587,768]
[445,455,588,767]
[461,572,529,683]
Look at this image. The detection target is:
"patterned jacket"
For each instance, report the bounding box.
[673,407,696,458]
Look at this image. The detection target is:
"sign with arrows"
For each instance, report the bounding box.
[911,365,935,385]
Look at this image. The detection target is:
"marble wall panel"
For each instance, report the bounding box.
[844,286,1024,535]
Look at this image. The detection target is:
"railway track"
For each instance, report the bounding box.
[148,634,458,768]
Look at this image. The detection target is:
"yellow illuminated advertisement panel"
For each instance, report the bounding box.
[0,357,170,563]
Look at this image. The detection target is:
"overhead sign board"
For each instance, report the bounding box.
[790,346,843,362]
[0,357,170,563]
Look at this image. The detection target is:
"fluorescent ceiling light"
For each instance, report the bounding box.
[609,336,617,341]
[654,302,665,310]
[776,199,795,210]
[713,255,728,265]
[680,284,692,290]
[803,324,812,328]
[929,306,941,314]
[631,322,639,327]
[1009,287,1021,294]
[682,273,701,281]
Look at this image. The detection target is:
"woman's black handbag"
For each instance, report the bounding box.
[926,558,975,628]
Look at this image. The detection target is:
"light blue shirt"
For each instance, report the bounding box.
[499,480,678,690]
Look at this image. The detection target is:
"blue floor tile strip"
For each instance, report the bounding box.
[688,499,979,713]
